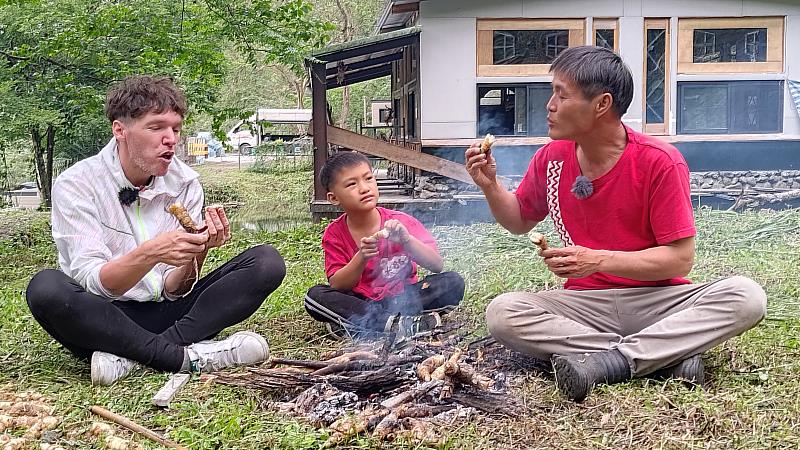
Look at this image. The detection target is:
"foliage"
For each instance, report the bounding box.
[0,0,333,205]
[190,0,389,140]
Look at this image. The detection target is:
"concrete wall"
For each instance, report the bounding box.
[417,0,800,139]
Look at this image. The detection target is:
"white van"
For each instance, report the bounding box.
[225,109,312,155]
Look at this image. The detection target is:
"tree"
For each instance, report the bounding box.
[0,0,331,207]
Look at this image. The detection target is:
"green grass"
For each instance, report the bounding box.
[1,166,799,449]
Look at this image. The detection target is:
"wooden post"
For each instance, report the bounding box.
[311,62,329,201]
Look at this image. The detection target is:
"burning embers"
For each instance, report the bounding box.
[212,326,532,446]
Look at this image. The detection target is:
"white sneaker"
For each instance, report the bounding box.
[188,331,269,372]
[90,352,138,386]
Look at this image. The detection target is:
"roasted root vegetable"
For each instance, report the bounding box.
[480,133,495,155]
[528,231,548,251]
[372,229,390,240]
[168,203,207,234]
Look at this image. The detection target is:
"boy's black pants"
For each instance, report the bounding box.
[25,245,285,372]
[304,271,465,332]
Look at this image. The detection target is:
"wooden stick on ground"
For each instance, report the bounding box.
[90,405,187,450]
[152,373,191,407]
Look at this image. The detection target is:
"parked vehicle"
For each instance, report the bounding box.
[225,109,311,155]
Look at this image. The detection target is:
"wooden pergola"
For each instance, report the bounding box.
[306,27,421,201]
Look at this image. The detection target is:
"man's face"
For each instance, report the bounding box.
[327,162,379,212]
[113,110,183,182]
[546,74,600,141]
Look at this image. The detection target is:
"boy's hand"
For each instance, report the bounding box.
[359,236,380,261]
[384,219,411,244]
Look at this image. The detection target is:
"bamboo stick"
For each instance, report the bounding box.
[89,405,187,450]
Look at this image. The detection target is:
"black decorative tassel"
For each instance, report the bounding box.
[118,187,140,206]
[571,175,594,200]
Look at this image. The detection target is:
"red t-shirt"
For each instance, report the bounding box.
[322,207,439,301]
[514,127,696,290]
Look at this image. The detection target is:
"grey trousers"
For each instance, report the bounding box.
[486,276,767,376]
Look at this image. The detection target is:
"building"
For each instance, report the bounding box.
[307,0,800,220]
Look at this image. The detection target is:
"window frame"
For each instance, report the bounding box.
[476,82,552,138]
[477,19,585,77]
[677,17,784,74]
[592,18,618,53]
[643,18,670,135]
[677,80,784,135]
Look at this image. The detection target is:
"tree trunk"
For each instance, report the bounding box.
[31,124,55,209]
[334,0,354,129]
[338,85,350,128]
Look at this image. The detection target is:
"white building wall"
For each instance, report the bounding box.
[618,16,645,132]
[782,14,800,135]
[417,0,800,140]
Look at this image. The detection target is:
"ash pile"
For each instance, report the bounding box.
[212,324,549,446]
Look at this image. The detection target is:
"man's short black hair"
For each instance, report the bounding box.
[320,151,371,191]
[550,45,634,118]
[105,75,187,123]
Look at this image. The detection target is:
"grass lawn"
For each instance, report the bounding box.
[1,164,799,449]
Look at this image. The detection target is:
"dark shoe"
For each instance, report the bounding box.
[395,312,442,339]
[650,354,704,386]
[551,349,632,403]
[325,322,348,340]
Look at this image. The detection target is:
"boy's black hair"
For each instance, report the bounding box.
[320,151,371,191]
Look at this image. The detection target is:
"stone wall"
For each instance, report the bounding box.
[690,170,800,191]
[414,171,800,199]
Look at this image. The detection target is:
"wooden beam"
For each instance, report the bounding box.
[327,65,393,89]
[391,2,419,14]
[317,35,417,63]
[325,52,403,78]
[311,63,328,201]
[325,126,474,185]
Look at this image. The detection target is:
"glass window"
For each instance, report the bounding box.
[477,84,550,137]
[595,29,615,51]
[492,30,569,65]
[678,17,783,74]
[645,28,667,125]
[678,81,783,134]
[477,19,585,76]
[693,28,767,63]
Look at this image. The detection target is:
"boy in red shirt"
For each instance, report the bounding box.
[305,152,464,338]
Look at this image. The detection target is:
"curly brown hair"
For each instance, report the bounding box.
[104,75,187,122]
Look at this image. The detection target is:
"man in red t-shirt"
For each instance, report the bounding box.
[305,152,464,339]
[465,46,766,403]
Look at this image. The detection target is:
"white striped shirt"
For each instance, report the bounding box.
[51,138,204,302]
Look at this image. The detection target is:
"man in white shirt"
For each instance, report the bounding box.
[25,76,286,385]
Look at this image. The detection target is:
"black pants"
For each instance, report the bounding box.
[304,271,464,332]
[25,245,285,372]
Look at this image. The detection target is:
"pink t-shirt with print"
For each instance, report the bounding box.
[322,207,439,301]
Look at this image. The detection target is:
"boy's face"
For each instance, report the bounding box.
[327,162,379,212]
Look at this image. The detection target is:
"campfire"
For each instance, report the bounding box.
[212,323,549,446]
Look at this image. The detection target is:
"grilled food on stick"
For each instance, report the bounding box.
[168,202,207,234]
[528,231,548,251]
